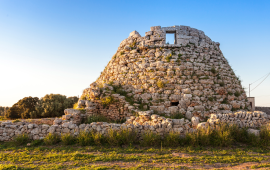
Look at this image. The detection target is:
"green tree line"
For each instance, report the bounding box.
[5,94,78,119]
[0,106,10,116]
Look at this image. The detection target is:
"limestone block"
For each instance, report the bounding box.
[247,128,260,136]
[64,109,81,115]
[129,30,141,37]
[191,116,200,127]
[197,122,209,129]
[53,118,62,125]
[169,106,179,114]
[169,94,181,102]
[28,124,34,129]
[183,94,192,100]
[173,127,184,133]
[172,118,184,125]
[182,88,191,94]
[141,93,152,100]
[185,111,193,120]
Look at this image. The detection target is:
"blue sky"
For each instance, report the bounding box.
[0,0,270,107]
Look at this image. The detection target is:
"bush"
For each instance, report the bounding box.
[164,132,180,147]
[77,131,94,146]
[234,91,241,97]
[101,96,114,108]
[185,128,211,146]
[86,115,109,124]
[118,128,138,145]
[13,133,30,146]
[106,128,138,146]
[209,124,233,147]
[165,55,172,62]
[44,133,60,145]
[31,139,44,146]
[157,80,165,88]
[106,129,120,146]
[61,133,76,145]
[210,67,217,74]
[93,132,105,146]
[258,125,270,147]
[140,131,162,147]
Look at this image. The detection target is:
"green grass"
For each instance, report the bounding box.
[0,142,269,169]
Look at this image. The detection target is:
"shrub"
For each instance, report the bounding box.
[106,129,120,146]
[258,125,270,146]
[234,91,241,97]
[219,82,225,87]
[165,55,172,62]
[101,96,114,108]
[77,131,94,146]
[210,67,217,74]
[170,112,184,119]
[86,115,109,124]
[163,132,180,147]
[185,128,211,146]
[31,139,44,146]
[44,133,60,145]
[12,119,20,123]
[93,132,105,146]
[208,97,214,102]
[209,124,234,147]
[106,128,138,146]
[13,133,30,146]
[140,131,162,147]
[157,80,165,88]
[61,133,76,145]
[118,128,138,145]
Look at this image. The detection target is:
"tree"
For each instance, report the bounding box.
[30,94,78,118]
[5,97,39,119]
[0,106,10,116]
[4,94,78,119]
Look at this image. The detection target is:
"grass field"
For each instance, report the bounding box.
[0,141,270,170]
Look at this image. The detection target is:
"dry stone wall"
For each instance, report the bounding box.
[0,109,269,141]
[256,107,270,115]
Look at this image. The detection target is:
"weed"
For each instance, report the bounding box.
[93,132,105,146]
[13,133,30,146]
[61,133,76,145]
[219,82,225,87]
[211,67,217,74]
[31,139,44,146]
[44,133,60,145]
[234,91,241,97]
[164,132,180,147]
[140,131,162,147]
[77,131,94,146]
[157,80,165,88]
[86,115,109,123]
[12,119,20,123]
[101,96,114,108]
[221,98,229,104]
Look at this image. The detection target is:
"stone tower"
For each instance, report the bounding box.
[79,25,249,121]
